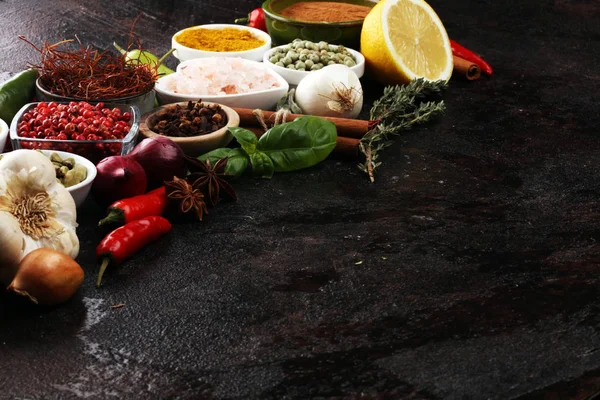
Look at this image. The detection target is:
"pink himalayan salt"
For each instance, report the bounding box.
[167,57,280,95]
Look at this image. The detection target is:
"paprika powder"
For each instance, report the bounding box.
[280,2,372,22]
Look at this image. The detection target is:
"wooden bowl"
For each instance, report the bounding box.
[139,102,240,156]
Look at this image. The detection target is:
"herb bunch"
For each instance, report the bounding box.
[359,79,447,182]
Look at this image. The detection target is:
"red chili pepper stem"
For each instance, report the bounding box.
[98,208,126,227]
[97,258,111,288]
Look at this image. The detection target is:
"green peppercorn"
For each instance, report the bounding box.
[300,49,310,55]
[318,41,328,50]
[321,56,330,64]
[297,68,306,71]
[275,61,285,67]
[298,53,307,62]
[345,59,356,67]
[287,64,296,70]
[282,56,292,65]
[327,60,336,65]
[304,59,314,68]
[269,56,280,64]
[310,64,321,71]
[309,54,320,63]
[295,61,306,69]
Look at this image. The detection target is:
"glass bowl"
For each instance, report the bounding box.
[35,78,156,114]
[262,0,377,48]
[10,102,140,164]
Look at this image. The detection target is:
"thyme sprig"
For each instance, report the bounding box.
[359,79,447,182]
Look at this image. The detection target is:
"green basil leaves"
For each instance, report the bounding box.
[200,116,337,178]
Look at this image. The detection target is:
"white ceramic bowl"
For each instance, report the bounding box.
[262,44,365,86]
[172,24,272,62]
[155,58,289,110]
[0,118,8,153]
[41,150,97,208]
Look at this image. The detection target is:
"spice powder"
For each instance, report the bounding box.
[280,2,372,22]
[175,28,265,52]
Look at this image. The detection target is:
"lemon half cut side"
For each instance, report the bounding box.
[361,0,454,84]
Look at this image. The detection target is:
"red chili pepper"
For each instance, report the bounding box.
[450,39,493,76]
[98,186,168,227]
[96,215,172,287]
[234,8,267,32]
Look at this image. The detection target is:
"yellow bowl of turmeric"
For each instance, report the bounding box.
[172,24,272,62]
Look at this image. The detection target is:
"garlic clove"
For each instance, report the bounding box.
[0,212,24,285]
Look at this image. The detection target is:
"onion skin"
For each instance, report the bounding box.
[92,155,148,206]
[127,136,186,188]
[8,248,84,306]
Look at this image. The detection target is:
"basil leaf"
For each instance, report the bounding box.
[200,147,249,177]
[249,151,275,179]
[229,127,258,155]
[256,116,337,172]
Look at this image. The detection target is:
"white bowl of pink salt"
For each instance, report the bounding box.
[154,57,289,111]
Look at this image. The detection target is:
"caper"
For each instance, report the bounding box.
[300,49,310,55]
[293,38,302,43]
[321,56,330,64]
[309,54,320,63]
[310,64,321,71]
[318,41,328,50]
[327,51,335,57]
[331,54,341,63]
[282,56,292,65]
[293,41,304,49]
[304,59,314,68]
[275,61,285,67]
[327,60,336,65]
[63,166,87,188]
[49,153,63,163]
[345,59,356,67]
[295,61,306,69]
[298,53,307,62]
[319,50,328,56]
[269,56,280,64]
[58,165,69,178]
[287,64,296,70]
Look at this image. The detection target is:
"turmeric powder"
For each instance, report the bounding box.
[175,28,266,52]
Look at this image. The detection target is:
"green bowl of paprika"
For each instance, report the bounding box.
[262,0,377,48]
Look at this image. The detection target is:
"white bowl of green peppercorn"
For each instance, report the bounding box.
[263,40,365,85]
[0,118,8,153]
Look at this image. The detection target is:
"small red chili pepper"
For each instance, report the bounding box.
[450,39,493,76]
[234,8,268,32]
[96,215,172,287]
[98,186,168,227]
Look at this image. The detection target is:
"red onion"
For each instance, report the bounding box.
[127,136,186,188]
[92,156,147,206]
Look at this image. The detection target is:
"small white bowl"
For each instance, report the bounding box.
[40,150,97,208]
[0,118,8,153]
[172,24,272,62]
[155,58,289,110]
[262,44,365,86]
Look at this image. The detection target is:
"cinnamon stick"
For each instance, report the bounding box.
[242,126,361,159]
[452,56,481,81]
[232,107,371,139]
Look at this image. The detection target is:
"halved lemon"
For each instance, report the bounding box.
[361,0,453,84]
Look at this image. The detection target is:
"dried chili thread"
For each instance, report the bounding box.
[20,35,157,99]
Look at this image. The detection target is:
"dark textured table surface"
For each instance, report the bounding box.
[1,0,600,398]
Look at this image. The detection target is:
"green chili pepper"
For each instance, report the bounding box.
[0,69,37,124]
[113,42,175,76]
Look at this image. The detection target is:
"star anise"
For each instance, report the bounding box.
[165,176,208,221]
[185,156,237,206]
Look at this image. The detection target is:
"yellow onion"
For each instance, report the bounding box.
[8,248,84,306]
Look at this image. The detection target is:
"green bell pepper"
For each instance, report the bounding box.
[0,69,37,124]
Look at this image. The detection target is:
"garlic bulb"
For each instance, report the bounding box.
[0,150,79,285]
[295,64,363,119]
